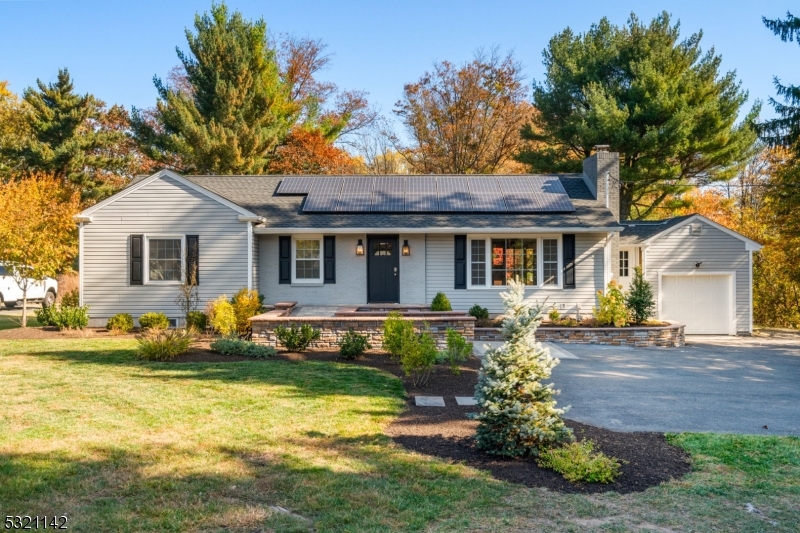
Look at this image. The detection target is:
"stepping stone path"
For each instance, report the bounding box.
[414,396,478,406]
[414,396,445,407]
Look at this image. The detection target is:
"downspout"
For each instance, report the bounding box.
[247,222,253,291]
[78,222,84,306]
[749,250,753,334]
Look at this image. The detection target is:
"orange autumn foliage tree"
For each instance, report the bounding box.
[267,129,358,174]
[0,174,81,326]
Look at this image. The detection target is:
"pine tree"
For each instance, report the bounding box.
[473,279,573,457]
[132,3,296,174]
[3,70,132,200]
[760,12,800,148]
[626,266,655,324]
[518,12,759,219]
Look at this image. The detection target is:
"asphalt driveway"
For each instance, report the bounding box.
[548,336,800,436]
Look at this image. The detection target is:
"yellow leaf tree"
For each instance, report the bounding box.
[0,174,81,326]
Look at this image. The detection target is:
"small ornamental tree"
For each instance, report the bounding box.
[0,174,81,327]
[626,266,655,324]
[473,278,573,457]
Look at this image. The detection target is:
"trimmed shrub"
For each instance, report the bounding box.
[537,441,623,484]
[231,288,264,336]
[274,324,320,352]
[136,329,194,361]
[207,296,236,336]
[139,312,170,330]
[186,311,207,332]
[626,266,655,324]
[594,280,628,327]
[339,329,370,359]
[34,305,57,327]
[35,304,90,330]
[61,289,80,308]
[399,327,438,387]
[106,313,134,334]
[468,304,489,320]
[430,292,452,311]
[382,311,414,358]
[210,337,275,358]
[441,328,473,375]
[473,278,573,457]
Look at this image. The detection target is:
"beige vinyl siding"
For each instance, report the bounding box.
[424,233,606,315]
[645,220,751,334]
[82,175,249,325]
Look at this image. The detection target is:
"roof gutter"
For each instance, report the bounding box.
[254,226,625,235]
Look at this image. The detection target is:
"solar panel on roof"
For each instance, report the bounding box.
[276,176,316,194]
[302,177,343,211]
[372,176,405,211]
[336,177,374,211]
[529,176,575,211]
[437,177,472,211]
[468,177,507,212]
[405,177,438,211]
[499,176,540,211]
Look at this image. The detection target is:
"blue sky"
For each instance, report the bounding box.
[0,0,795,127]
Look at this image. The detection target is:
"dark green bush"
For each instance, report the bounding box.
[382,311,414,359]
[400,327,439,387]
[339,329,370,359]
[468,304,489,320]
[186,311,207,331]
[136,329,194,361]
[274,323,320,352]
[430,292,452,311]
[139,312,170,330]
[60,289,80,308]
[106,313,134,333]
[36,304,90,330]
[210,337,275,358]
[536,441,623,483]
[441,328,473,375]
[626,266,655,324]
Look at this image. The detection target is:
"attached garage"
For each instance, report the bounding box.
[660,273,735,335]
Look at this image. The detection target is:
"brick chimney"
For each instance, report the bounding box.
[582,145,620,223]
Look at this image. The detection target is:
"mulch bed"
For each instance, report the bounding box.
[0,326,137,341]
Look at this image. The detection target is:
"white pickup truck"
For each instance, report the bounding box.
[0,264,58,308]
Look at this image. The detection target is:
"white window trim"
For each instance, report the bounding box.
[291,234,324,285]
[466,234,563,290]
[144,234,186,285]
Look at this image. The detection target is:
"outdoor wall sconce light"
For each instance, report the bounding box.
[695,261,704,268]
[356,239,364,256]
[402,240,411,256]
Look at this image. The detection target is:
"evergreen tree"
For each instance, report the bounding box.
[473,279,573,457]
[2,70,132,200]
[132,3,296,174]
[518,12,758,219]
[625,266,655,324]
[760,12,800,270]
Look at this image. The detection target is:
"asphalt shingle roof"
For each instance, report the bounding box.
[182,174,622,230]
[618,215,695,244]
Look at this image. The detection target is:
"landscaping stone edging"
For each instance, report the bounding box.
[475,323,685,347]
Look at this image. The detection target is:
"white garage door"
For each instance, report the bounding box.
[661,274,733,334]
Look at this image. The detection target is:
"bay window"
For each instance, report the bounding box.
[468,236,561,289]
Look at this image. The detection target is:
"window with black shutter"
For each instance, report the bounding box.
[323,236,335,284]
[454,235,467,289]
[563,234,576,289]
[130,234,143,285]
[186,235,199,285]
[279,236,291,284]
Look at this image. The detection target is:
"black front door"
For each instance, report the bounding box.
[367,235,400,303]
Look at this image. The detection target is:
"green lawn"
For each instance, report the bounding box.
[0,314,41,330]
[1,338,798,532]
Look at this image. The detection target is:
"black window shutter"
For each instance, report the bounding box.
[323,236,336,284]
[130,234,143,286]
[186,235,199,285]
[279,236,291,284]
[454,235,467,290]
[563,234,576,289]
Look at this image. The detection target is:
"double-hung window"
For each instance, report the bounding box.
[147,237,183,282]
[293,237,322,283]
[619,250,629,277]
[468,236,561,288]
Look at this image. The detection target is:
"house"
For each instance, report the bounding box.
[74,147,761,335]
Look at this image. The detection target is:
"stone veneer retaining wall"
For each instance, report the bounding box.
[475,324,685,347]
[251,315,475,350]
